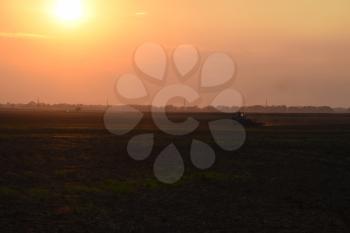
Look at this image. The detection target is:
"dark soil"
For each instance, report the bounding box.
[1,111,350,233]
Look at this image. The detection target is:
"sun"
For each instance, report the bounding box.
[53,0,85,24]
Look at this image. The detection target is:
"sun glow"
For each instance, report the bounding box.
[53,0,85,24]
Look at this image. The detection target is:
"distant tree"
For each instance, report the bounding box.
[27,101,37,107]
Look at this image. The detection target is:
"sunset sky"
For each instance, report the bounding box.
[1,0,350,106]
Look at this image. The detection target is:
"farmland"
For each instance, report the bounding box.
[0,110,350,233]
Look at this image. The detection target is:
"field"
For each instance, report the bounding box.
[0,110,350,233]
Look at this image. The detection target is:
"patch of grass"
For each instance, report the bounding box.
[100,180,137,194]
[27,188,51,201]
[0,186,22,200]
[59,172,252,198]
[54,169,71,178]
[64,184,103,195]
[142,178,163,189]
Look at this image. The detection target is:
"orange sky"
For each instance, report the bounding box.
[1,0,350,106]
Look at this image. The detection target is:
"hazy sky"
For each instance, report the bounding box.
[1,0,350,106]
